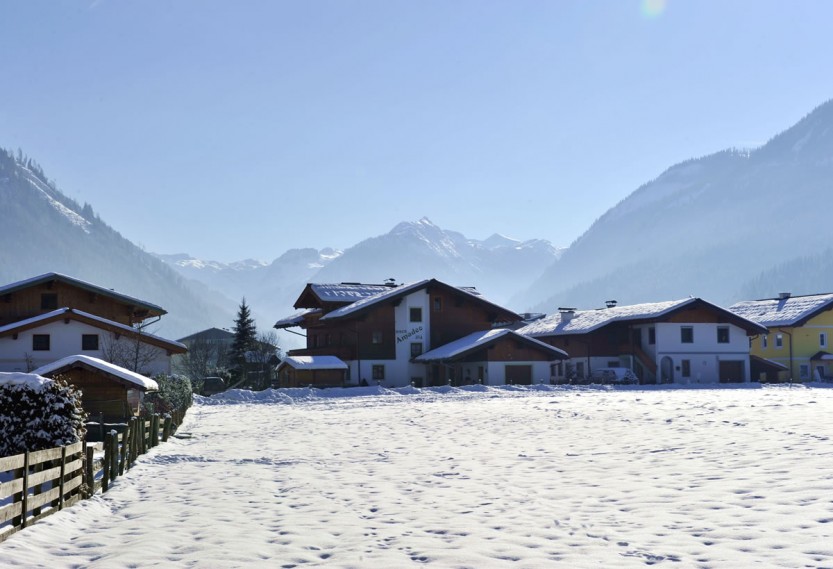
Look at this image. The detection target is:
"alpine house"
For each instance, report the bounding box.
[275,279,567,388]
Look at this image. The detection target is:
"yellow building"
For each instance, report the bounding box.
[730,292,833,382]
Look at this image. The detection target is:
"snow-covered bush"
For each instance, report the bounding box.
[144,374,192,415]
[0,372,87,457]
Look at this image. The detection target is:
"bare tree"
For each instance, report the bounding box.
[101,322,164,375]
[173,337,220,393]
[246,330,282,390]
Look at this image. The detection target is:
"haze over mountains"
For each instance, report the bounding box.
[517,98,833,312]
[3,98,833,344]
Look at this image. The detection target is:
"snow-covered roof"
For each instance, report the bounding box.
[415,329,568,362]
[729,293,833,327]
[0,272,166,315]
[274,308,322,329]
[308,283,395,303]
[33,355,159,391]
[518,298,767,337]
[0,371,54,391]
[0,307,187,352]
[320,279,516,322]
[278,355,348,371]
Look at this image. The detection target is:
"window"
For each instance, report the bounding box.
[32,334,50,351]
[717,326,730,344]
[409,307,422,322]
[607,361,619,368]
[372,331,383,344]
[433,297,442,312]
[775,333,783,349]
[821,333,828,348]
[372,365,385,380]
[762,335,768,349]
[681,359,691,378]
[681,327,694,344]
[575,362,585,379]
[800,364,810,379]
[410,343,423,357]
[82,334,99,351]
[648,327,656,345]
[41,293,58,310]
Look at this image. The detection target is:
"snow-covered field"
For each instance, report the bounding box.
[2,384,832,568]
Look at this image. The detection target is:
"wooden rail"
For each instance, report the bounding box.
[0,409,188,543]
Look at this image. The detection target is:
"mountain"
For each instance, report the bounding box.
[518,98,833,312]
[158,218,563,339]
[155,248,343,336]
[0,148,233,338]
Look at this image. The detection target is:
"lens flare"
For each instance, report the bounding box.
[641,0,667,18]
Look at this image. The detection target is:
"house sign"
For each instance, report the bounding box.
[396,326,424,343]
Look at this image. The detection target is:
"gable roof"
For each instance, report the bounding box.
[33,354,159,391]
[319,279,520,323]
[274,308,321,329]
[0,308,187,353]
[415,329,568,363]
[293,283,396,309]
[729,293,833,328]
[0,272,166,316]
[518,298,767,337]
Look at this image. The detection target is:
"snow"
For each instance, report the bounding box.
[519,298,766,337]
[415,329,567,361]
[730,293,833,327]
[33,355,159,391]
[3,385,833,568]
[0,308,186,352]
[0,372,53,391]
[19,166,92,234]
[279,355,348,371]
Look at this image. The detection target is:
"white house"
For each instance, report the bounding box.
[0,308,186,376]
[518,298,767,384]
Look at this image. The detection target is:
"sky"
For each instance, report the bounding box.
[2,1,833,262]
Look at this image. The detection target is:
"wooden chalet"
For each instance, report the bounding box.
[0,272,166,327]
[276,279,559,387]
[276,355,348,388]
[33,355,159,422]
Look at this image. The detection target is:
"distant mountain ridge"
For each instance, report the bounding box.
[518,98,833,312]
[156,218,564,346]
[0,149,233,338]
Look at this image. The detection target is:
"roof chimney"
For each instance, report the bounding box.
[778,292,791,300]
[605,299,618,309]
[384,278,397,287]
[558,307,576,322]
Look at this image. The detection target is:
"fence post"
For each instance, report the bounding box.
[85,445,95,497]
[33,461,43,516]
[110,430,118,481]
[162,415,172,442]
[153,414,161,446]
[102,432,111,492]
[119,427,128,476]
[58,445,67,510]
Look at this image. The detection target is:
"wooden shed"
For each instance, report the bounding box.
[33,354,158,421]
[277,355,348,388]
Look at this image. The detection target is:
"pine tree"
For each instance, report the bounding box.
[230,298,257,382]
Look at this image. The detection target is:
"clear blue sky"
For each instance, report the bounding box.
[2,1,832,262]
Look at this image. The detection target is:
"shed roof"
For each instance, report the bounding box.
[518,298,767,337]
[729,293,833,327]
[278,355,348,371]
[415,329,568,363]
[34,354,159,391]
[0,272,166,316]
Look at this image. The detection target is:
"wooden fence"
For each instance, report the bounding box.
[0,409,188,543]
